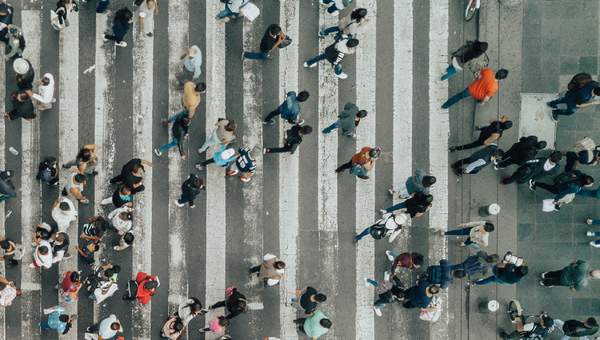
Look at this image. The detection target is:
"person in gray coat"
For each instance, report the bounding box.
[322,102,367,137]
[388,168,436,199]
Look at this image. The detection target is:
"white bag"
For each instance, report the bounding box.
[542,199,557,212]
[240,2,259,21]
[50,10,64,31]
[419,296,442,322]
[93,281,118,304]
[574,137,596,153]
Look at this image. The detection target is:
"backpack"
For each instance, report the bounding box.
[369,225,386,239]
[568,73,593,91]
[124,279,139,300]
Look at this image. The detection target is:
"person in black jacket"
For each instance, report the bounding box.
[110,158,152,193]
[556,317,599,338]
[175,174,204,208]
[501,151,562,186]
[37,157,59,186]
[449,119,512,152]
[441,40,488,81]
[451,143,502,176]
[154,114,190,160]
[242,24,289,61]
[303,37,358,79]
[495,136,546,169]
[264,124,312,155]
[548,73,600,121]
[0,2,14,43]
[5,91,35,121]
[208,287,248,320]
[102,7,133,47]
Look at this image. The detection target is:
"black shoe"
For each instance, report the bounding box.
[448,146,457,152]
[551,111,559,122]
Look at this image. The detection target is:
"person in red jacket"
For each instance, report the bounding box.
[133,271,159,305]
[59,271,82,303]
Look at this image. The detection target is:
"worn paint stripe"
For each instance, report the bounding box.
[0,25,5,340]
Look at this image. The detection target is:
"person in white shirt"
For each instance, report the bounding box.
[137,0,158,37]
[442,221,494,248]
[30,73,55,111]
[176,297,207,326]
[51,232,70,263]
[0,275,21,306]
[30,240,53,269]
[108,205,133,235]
[51,196,77,232]
[86,314,122,339]
[249,253,285,287]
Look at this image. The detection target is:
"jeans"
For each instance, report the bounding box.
[474,275,501,285]
[548,96,577,116]
[336,160,353,173]
[441,64,458,81]
[306,53,343,75]
[384,202,406,213]
[355,226,372,241]
[40,320,52,331]
[322,0,340,13]
[320,26,342,40]
[158,138,180,154]
[322,121,340,134]
[442,88,471,109]
[590,220,600,226]
[216,6,237,20]
[178,191,196,206]
[444,227,472,236]
[198,131,221,154]
[243,51,269,60]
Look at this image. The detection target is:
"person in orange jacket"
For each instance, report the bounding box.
[123,271,159,304]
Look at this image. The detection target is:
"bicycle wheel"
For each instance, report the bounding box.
[464,0,478,21]
[507,299,523,323]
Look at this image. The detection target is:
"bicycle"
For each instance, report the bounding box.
[464,0,481,21]
[505,299,554,340]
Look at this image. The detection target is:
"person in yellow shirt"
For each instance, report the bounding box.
[182,81,206,119]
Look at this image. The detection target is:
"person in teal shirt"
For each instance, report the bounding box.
[295,310,332,339]
[39,305,75,335]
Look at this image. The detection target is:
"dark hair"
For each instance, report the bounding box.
[77,148,92,162]
[536,141,547,150]
[423,194,434,204]
[411,253,424,267]
[59,314,70,323]
[428,285,440,294]
[38,245,49,255]
[274,261,286,269]
[70,271,80,282]
[549,151,562,163]
[516,265,528,276]
[474,41,488,53]
[90,243,99,252]
[97,218,109,232]
[237,299,247,311]
[347,38,359,48]
[268,24,281,36]
[225,120,236,131]
[315,293,327,302]
[320,319,332,329]
[187,297,203,313]
[486,254,499,263]
[453,269,466,278]
[59,202,70,211]
[0,239,9,249]
[369,147,381,159]
[195,82,207,92]
[297,91,309,102]
[542,316,554,327]
[180,116,191,126]
[193,177,204,188]
[173,319,184,331]
[422,176,436,188]
[495,68,509,80]
[356,110,368,118]
[106,265,121,277]
[351,7,367,21]
[41,77,50,86]
[74,174,86,183]
[123,232,135,245]
[299,126,313,135]
[593,87,600,96]
[500,120,513,130]
[580,175,595,186]
[110,322,121,330]
[587,317,598,326]
[483,222,495,232]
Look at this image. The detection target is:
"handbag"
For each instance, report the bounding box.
[419,296,442,322]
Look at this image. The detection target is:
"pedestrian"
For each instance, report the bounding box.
[30,241,53,270]
[264,124,312,155]
[385,250,424,275]
[424,259,465,289]
[531,174,594,210]
[449,118,512,152]
[177,297,207,326]
[322,102,367,137]
[40,305,76,335]
[0,2,14,40]
[62,143,98,175]
[123,271,159,304]
[499,313,554,340]
[208,286,248,320]
[473,258,528,285]
[30,73,55,111]
[242,24,290,61]
[441,40,488,81]
[3,25,24,60]
[85,314,123,339]
[198,315,228,336]
[354,212,406,243]
[319,0,353,16]
[13,58,34,91]
[174,173,204,208]
[216,0,250,23]
[291,287,327,315]
[195,145,237,171]
[77,237,99,265]
[388,168,436,199]
[539,260,599,290]
[51,0,78,31]
[451,143,503,176]
[336,146,381,180]
[197,118,236,154]
[548,72,600,121]
[501,151,562,186]
[181,81,205,119]
[160,315,185,339]
[294,310,332,339]
[452,251,498,278]
[50,231,70,264]
[249,253,285,287]
[58,270,82,303]
[33,222,53,244]
[401,280,440,309]
[441,68,508,109]
[226,146,257,183]
[113,231,134,251]
[319,7,368,41]
[110,158,152,193]
[0,275,21,306]
[80,216,109,242]
[554,317,599,339]
[154,113,190,160]
[5,91,35,121]
[177,45,202,85]
[103,7,133,47]
[51,196,77,232]
[136,0,158,37]
[37,156,59,186]
[0,237,20,268]
[263,90,309,125]
[102,184,134,208]
[441,221,494,248]
[495,136,546,169]
[380,191,433,218]
[0,169,15,202]
[564,148,600,173]
[108,205,133,235]
[364,272,404,316]
[304,37,358,79]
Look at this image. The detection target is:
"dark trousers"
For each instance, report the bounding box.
[336,160,353,173]
[178,191,196,206]
[264,109,297,124]
[535,182,559,194]
[453,139,485,151]
[201,158,216,166]
[210,300,227,309]
[565,151,579,173]
[452,158,471,169]
[104,34,124,43]
[249,265,261,274]
[496,156,517,168]
[541,270,563,286]
[266,143,295,154]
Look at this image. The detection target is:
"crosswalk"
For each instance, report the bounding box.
[0,1,453,339]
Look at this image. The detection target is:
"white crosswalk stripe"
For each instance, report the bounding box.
[0,29,5,340]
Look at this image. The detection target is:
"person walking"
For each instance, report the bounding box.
[304,36,358,79]
[63,173,89,204]
[103,7,133,47]
[198,315,229,337]
[322,102,367,137]
[100,184,134,208]
[51,0,78,31]
[336,146,381,180]
[319,7,368,41]
[473,259,528,286]
[294,310,332,339]
[176,45,202,85]
[364,272,404,316]
[388,168,436,199]
[208,286,248,320]
[37,156,59,186]
[197,118,236,154]
[14,57,34,91]
[110,158,152,193]
[531,174,594,210]
[548,72,600,121]
[113,232,134,251]
[80,216,108,243]
[249,253,286,287]
[380,191,433,218]
[195,145,237,171]
[154,114,190,160]
[62,143,98,176]
[160,315,185,339]
[385,251,424,274]
[564,147,600,173]
[177,297,207,326]
[499,313,555,340]
[123,271,159,304]
[85,314,123,339]
[242,24,290,61]
[39,305,75,335]
[449,118,512,152]
[501,151,562,186]
[354,212,406,243]
[263,90,309,125]
[442,68,508,109]
[50,231,70,264]
[554,317,599,339]
[30,73,55,111]
[264,124,312,155]
[95,0,110,14]
[3,25,24,60]
[5,91,35,121]
[424,259,465,289]
[441,221,494,248]
[0,237,20,268]
[182,81,206,119]
[175,174,204,208]
[539,260,599,290]
[452,251,498,278]
[108,205,133,235]
[0,275,21,306]
[319,0,353,16]
[401,280,440,309]
[451,143,502,176]
[0,2,14,40]
[495,136,546,169]
[31,240,53,270]
[58,270,82,303]
[441,40,488,81]
[226,146,257,183]
[291,287,327,315]
[136,0,158,37]
[51,196,77,232]
[216,0,251,22]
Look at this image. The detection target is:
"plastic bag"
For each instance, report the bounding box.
[419,296,442,322]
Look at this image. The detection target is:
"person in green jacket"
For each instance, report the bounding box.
[294,310,332,339]
[322,102,367,138]
[539,260,600,291]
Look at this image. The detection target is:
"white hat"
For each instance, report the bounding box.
[13,58,29,75]
[221,148,235,160]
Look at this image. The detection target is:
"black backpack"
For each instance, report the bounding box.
[369,225,386,239]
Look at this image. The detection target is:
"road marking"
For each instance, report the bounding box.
[131,13,155,340]
[429,0,450,338]
[19,9,42,340]
[57,11,80,340]
[316,7,339,338]
[355,1,377,339]
[167,0,189,313]
[277,1,299,339]
[204,3,227,337]
[0,17,6,340]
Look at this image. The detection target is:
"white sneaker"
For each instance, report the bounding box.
[387,188,395,196]
[385,250,395,262]
[363,278,370,288]
[540,272,547,279]
[195,164,205,171]
[379,209,387,215]
[336,72,348,79]
[102,34,108,42]
[115,41,127,47]
[383,271,390,282]
[591,241,600,248]
[174,200,185,207]
[588,231,595,237]
[153,148,162,156]
[586,218,594,225]
[373,306,382,317]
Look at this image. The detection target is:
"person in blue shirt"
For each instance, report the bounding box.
[401,280,439,309]
[226,146,257,183]
[263,91,309,125]
[473,262,528,285]
[548,74,600,121]
[40,305,75,335]
[195,145,237,171]
[424,259,465,289]
[388,168,436,199]
[451,251,498,277]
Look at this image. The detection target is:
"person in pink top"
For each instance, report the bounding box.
[198,315,229,336]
